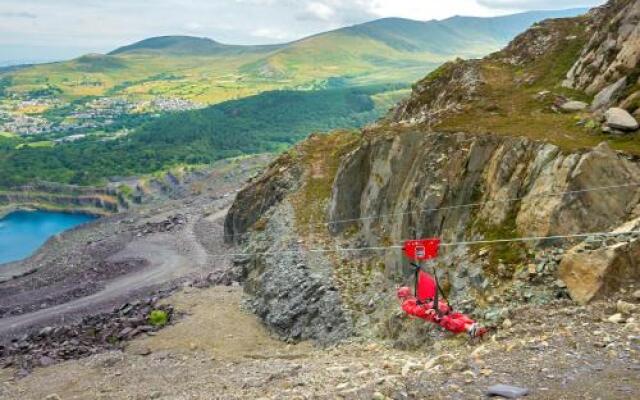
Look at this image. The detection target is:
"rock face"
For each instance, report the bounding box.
[604,107,640,131]
[225,137,355,343]
[230,130,640,342]
[563,0,640,106]
[559,218,640,304]
[329,133,640,246]
[242,205,352,344]
[225,0,640,343]
[224,154,300,243]
[0,182,122,215]
[591,77,628,110]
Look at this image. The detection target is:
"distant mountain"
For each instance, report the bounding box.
[1,8,589,104]
[110,8,589,57]
[329,8,589,54]
[109,36,284,56]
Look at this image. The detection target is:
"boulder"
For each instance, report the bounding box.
[487,384,529,398]
[560,100,588,112]
[604,108,639,132]
[617,300,637,314]
[592,78,627,110]
[559,219,640,304]
[608,313,626,324]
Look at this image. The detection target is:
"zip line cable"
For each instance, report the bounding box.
[207,229,640,259]
[317,182,640,228]
[211,181,640,240]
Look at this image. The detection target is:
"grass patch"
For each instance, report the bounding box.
[470,208,527,270]
[427,17,640,155]
[117,184,134,198]
[16,140,55,149]
[148,310,169,327]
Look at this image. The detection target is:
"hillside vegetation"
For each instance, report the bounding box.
[0,85,398,187]
[1,9,586,103]
[390,4,640,155]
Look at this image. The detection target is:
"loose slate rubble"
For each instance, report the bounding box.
[0,297,173,374]
[134,214,187,237]
[487,384,530,398]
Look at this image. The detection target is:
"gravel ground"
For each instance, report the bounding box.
[0,156,271,342]
[1,286,637,400]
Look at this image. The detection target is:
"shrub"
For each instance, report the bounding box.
[148,310,169,327]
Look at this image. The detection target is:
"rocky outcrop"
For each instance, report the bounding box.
[323,133,640,313]
[224,137,355,343]
[563,0,640,108]
[0,182,124,216]
[591,77,628,110]
[230,130,640,343]
[559,218,640,304]
[499,15,583,66]
[226,0,640,344]
[390,59,483,126]
[224,154,301,243]
[329,133,640,244]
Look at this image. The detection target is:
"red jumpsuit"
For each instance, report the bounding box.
[401,296,477,335]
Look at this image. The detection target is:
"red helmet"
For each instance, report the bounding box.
[397,286,412,299]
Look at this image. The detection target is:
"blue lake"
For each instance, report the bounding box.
[0,210,96,265]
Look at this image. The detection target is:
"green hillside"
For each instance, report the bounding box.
[0,8,589,188]
[0,9,587,103]
[0,85,402,186]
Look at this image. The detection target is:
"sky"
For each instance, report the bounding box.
[0,0,605,65]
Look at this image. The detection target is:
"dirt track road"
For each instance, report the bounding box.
[0,208,228,338]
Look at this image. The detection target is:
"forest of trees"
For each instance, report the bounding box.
[0,85,397,187]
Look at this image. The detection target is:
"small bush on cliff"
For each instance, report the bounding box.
[148,310,168,327]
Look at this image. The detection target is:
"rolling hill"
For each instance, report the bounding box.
[0,7,591,188]
[1,8,588,104]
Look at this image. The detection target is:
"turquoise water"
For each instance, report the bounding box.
[0,210,96,265]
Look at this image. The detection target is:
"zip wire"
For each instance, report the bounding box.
[207,229,640,259]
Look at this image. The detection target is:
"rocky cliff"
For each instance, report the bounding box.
[0,183,123,216]
[563,0,640,112]
[225,0,640,344]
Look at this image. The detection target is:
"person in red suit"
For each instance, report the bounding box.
[397,281,487,338]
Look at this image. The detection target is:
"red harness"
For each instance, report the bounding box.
[400,238,486,337]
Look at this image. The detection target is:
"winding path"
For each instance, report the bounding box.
[0,209,227,338]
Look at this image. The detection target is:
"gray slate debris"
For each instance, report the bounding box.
[487,384,529,398]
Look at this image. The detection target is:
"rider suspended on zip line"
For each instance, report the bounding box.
[398,239,487,339]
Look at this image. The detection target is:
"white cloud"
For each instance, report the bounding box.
[305,2,335,21]
[477,0,602,10]
[184,22,204,33]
